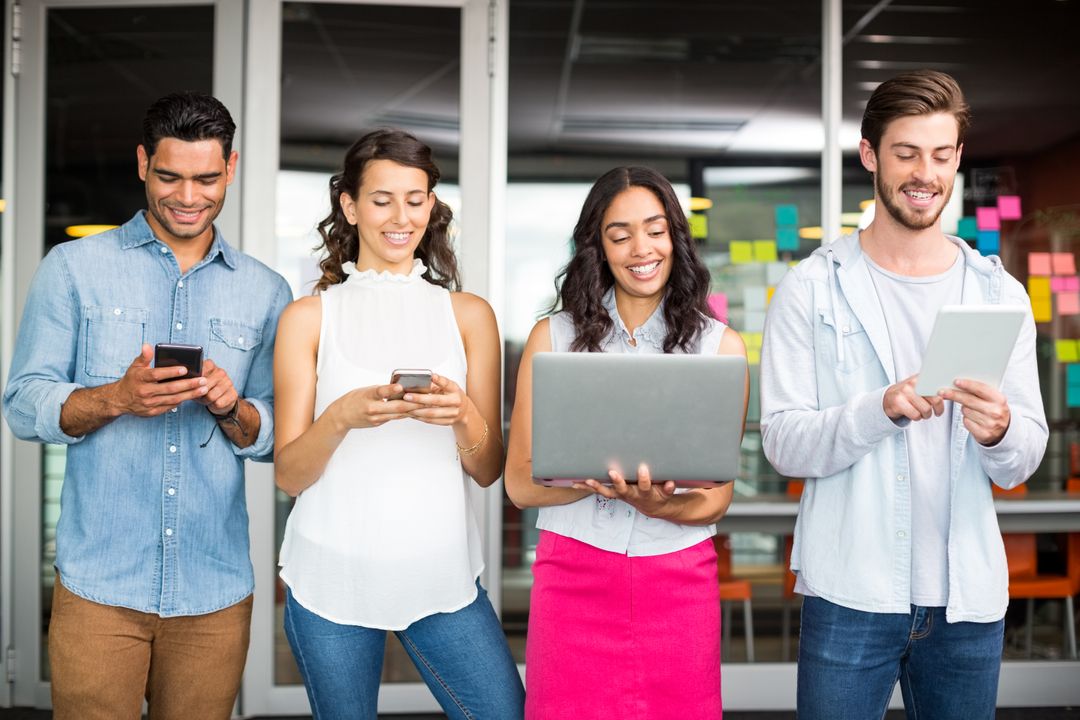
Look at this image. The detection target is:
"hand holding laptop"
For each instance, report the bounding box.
[576,463,678,517]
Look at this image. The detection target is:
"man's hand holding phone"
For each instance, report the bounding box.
[109,344,209,417]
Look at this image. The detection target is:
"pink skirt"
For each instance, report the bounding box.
[525,531,722,719]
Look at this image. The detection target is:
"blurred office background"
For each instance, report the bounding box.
[3,0,1080,714]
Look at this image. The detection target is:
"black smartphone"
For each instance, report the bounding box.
[154,343,204,382]
[389,368,433,399]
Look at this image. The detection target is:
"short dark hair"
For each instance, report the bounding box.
[142,92,236,159]
[861,70,971,152]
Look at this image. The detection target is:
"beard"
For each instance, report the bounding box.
[876,172,953,232]
[145,198,223,241]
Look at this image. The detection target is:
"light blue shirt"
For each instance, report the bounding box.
[3,212,292,616]
[536,290,728,556]
[760,232,1047,622]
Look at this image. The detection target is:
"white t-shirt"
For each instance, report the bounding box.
[278,260,484,630]
[865,250,965,606]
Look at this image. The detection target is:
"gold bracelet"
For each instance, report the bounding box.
[456,418,489,456]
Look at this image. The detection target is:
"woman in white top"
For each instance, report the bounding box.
[505,166,748,719]
[273,129,524,720]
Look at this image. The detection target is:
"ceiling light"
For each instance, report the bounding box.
[65,225,117,238]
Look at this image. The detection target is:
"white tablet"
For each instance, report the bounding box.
[914,305,1026,396]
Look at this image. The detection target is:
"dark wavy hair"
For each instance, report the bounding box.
[142,92,235,159]
[313,129,458,292]
[551,166,713,353]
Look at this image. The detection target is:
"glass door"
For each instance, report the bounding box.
[239,0,507,714]
[4,0,243,707]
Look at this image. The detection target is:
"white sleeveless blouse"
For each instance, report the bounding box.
[278,260,484,630]
[536,290,727,556]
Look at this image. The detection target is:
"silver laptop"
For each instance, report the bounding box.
[531,352,747,487]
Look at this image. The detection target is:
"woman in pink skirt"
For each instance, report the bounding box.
[505,166,748,719]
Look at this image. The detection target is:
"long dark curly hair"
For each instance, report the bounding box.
[313,129,459,292]
[552,166,713,353]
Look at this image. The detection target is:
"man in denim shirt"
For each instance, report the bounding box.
[761,71,1047,719]
[3,92,291,719]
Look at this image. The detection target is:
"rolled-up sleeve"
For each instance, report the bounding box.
[232,277,292,461]
[3,248,86,445]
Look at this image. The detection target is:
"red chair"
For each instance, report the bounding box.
[780,480,803,661]
[714,534,754,662]
[999,480,1080,659]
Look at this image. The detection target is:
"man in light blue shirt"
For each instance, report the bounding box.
[761,71,1047,720]
[4,92,291,719]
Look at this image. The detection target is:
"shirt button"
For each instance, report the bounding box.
[113,308,122,316]
[175,322,183,330]
[169,445,177,453]
[237,336,244,345]
[896,474,905,482]
[842,325,851,333]
[165,528,173,536]
[897,531,906,538]
[160,246,169,254]
[167,487,176,496]
[178,280,184,288]
[171,407,178,413]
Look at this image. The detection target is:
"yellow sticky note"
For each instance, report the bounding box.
[1032,297,1053,323]
[1055,339,1080,363]
[740,331,763,350]
[730,241,754,264]
[1028,277,1051,299]
[753,240,778,263]
[747,348,761,365]
[766,286,776,305]
[689,213,708,240]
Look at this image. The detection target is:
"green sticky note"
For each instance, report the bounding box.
[753,240,779,263]
[690,213,708,240]
[775,204,798,227]
[1056,339,1080,363]
[957,216,978,240]
[730,241,754,264]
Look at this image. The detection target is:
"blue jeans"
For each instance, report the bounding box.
[284,582,524,720]
[797,596,1003,720]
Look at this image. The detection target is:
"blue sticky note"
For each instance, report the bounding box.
[957,216,978,241]
[775,205,799,227]
[1068,364,1080,388]
[976,230,1000,255]
[777,226,799,251]
[1068,383,1080,408]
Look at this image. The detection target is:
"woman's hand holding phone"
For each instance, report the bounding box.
[330,383,423,430]
[403,373,469,427]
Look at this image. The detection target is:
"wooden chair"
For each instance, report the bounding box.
[714,534,754,662]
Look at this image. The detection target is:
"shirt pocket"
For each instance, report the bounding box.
[816,308,878,375]
[84,305,149,379]
[206,318,263,391]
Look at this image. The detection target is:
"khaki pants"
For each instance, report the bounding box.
[49,575,252,720]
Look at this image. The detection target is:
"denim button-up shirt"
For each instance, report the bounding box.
[3,212,291,616]
[760,232,1047,623]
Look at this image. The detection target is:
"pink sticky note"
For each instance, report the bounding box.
[997,195,1022,220]
[1057,292,1080,316]
[1052,253,1077,276]
[1066,276,1080,292]
[976,207,1001,231]
[1029,252,1052,276]
[1052,277,1069,293]
[707,292,728,322]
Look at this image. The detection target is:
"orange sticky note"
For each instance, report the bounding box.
[1058,292,1080,316]
[1052,253,1077,276]
[1029,253,1052,276]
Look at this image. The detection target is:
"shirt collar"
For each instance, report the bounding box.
[119,211,238,270]
[601,287,667,349]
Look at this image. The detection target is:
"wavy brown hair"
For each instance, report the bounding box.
[313,129,458,292]
[551,166,713,353]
